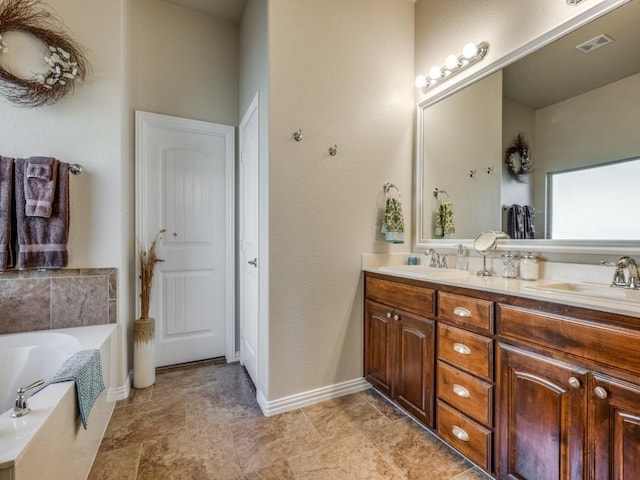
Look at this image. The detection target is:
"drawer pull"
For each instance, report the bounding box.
[393,314,400,321]
[594,386,608,399]
[451,426,470,442]
[568,377,581,389]
[453,307,472,317]
[452,384,471,398]
[386,312,392,319]
[453,343,471,355]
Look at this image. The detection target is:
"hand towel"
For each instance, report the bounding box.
[15,158,70,269]
[507,204,525,239]
[0,156,14,269]
[381,197,405,243]
[523,205,535,239]
[25,156,58,218]
[48,349,105,429]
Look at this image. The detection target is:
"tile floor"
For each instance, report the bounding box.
[88,362,492,480]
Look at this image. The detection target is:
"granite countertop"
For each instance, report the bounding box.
[363,263,640,319]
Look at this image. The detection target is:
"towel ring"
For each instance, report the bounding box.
[383,182,401,198]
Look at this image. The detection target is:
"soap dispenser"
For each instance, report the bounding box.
[455,244,468,271]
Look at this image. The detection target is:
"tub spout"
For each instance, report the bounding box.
[11,379,45,418]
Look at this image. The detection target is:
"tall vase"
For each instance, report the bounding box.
[133,317,156,389]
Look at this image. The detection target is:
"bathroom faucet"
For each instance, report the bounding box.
[425,249,448,268]
[11,379,45,418]
[613,256,639,289]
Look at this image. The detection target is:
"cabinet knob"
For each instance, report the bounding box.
[594,386,608,399]
[386,312,392,319]
[452,343,471,355]
[451,425,470,442]
[568,377,581,389]
[453,384,471,398]
[393,314,400,321]
[453,307,472,317]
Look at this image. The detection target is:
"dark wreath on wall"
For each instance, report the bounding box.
[0,0,89,107]
[504,132,533,182]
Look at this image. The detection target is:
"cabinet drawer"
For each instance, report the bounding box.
[499,304,640,377]
[437,400,492,471]
[366,276,435,317]
[438,292,493,333]
[438,361,493,426]
[438,323,493,380]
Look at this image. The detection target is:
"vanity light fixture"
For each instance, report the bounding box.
[415,41,490,90]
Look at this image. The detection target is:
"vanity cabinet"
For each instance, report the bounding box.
[436,292,495,472]
[364,275,436,426]
[496,303,640,480]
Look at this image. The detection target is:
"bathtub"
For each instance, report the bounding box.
[0,324,117,480]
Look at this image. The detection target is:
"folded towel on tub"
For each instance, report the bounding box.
[14,158,69,269]
[48,349,105,429]
[0,156,14,270]
[24,157,58,218]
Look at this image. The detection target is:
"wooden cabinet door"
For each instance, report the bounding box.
[590,373,640,480]
[496,343,588,480]
[364,300,394,398]
[394,310,435,427]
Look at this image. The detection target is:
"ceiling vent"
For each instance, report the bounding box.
[576,34,614,53]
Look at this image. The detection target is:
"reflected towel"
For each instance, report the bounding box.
[523,205,535,239]
[25,157,58,218]
[15,159,69,269]
[0,156,14,269]
[381,197,405,243]
[48,349,105,429]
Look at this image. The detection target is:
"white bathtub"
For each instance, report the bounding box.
[0,324,117,480]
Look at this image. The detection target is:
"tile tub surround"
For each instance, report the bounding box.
[89,362,491,480]
[0,268,117,334]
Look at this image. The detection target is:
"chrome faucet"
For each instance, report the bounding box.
[425,249,448,268]
[609,256,639,289]
[11,379,45,418]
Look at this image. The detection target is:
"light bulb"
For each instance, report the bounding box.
[429,66,442,80]
[462,42,478,60]
[445,54,459,71]
[415,75,427,88]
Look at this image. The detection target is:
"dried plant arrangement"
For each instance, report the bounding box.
[139,229,165,320]
[0,0,90,107]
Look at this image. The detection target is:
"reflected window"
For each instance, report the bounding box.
[548,158,640,240]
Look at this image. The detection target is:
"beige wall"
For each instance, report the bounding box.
[130,0,239,126]
[267,0,415,400]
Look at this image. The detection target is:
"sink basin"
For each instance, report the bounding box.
[377,265,469,279]
[525,281,640,304]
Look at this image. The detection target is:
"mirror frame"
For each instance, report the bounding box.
[415,0,639,256]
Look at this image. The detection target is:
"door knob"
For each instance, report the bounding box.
[568,377,581,389]
[594,386,608,399]
[248,258,258,267]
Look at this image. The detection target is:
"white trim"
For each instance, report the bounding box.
[256,378,371,417]
[414,0,638,257]
[135,110,236,365]
[107,376,131,402]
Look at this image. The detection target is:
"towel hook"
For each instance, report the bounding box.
[486,166,494,174]
[329,144,338,156]
[70,163,84,175]
[292,129,303,142]
[469,169,477,178]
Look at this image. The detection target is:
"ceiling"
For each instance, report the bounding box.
[162,0,247,24]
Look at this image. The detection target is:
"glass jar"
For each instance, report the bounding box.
[501,252,519,278]
[520,253,539,281]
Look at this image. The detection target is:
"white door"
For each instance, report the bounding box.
[136,111,235,367]
[239,94,260,384]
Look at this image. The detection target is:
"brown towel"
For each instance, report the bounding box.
[25,156,58,218]
[0,156,14,270]
[15,158,69,269]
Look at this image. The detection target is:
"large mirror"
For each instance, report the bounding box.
[417,0,640,254]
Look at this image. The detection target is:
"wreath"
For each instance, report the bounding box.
[0,0,89,107]
[504,132,532,182]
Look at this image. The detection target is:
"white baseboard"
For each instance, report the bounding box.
[107,371,131,402]
[257,377,371,417]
